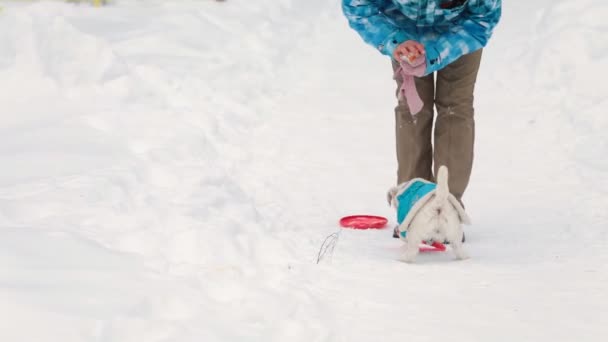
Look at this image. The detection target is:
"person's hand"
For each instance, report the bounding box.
[393,40,426,64]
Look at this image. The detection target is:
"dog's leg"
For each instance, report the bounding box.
[450,230,469,260]
[400,229,422,263]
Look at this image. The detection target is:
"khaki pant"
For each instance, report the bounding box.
[392,49,483,202]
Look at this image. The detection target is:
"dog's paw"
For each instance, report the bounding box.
[399,257,416,264]
[454,251,470,261]
[399,251,418,264]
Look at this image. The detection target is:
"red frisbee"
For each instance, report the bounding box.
[339,215,388,229]
[419,241,447,252]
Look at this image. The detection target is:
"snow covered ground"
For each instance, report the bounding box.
[0,0,607,341]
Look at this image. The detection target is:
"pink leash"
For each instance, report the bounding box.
[394,55,427,115]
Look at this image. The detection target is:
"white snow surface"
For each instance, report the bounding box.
[0,0,607,341]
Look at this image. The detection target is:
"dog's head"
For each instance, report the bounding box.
[386,182,410,209]
[386,186,398,208]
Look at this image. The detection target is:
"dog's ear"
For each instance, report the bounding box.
[387,186,398,207]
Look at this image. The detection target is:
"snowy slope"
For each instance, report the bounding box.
[0,0,607,341]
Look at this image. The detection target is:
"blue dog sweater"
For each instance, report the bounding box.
[396,179,436,238]
[397,180,436,224]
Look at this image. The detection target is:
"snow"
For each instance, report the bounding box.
[0,0,607,341]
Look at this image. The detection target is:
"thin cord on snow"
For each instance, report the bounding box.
[316,229,341,264]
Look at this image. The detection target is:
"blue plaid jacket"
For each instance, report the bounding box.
[342,0,501,74]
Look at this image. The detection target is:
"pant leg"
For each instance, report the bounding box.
[434,49,483,202]
[392,59,436,184]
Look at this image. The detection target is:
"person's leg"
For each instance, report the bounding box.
[434,49,483,203]
[392,59,435,185]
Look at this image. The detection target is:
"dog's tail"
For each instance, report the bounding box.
[435,165,450,206]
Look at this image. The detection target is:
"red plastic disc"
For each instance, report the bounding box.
[339,215,388,229]
[419,241,447,252]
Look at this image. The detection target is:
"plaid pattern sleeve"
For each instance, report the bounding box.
[422,0,502,74]
[342,0,416,58]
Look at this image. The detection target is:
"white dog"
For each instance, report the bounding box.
[387,166,471,263]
